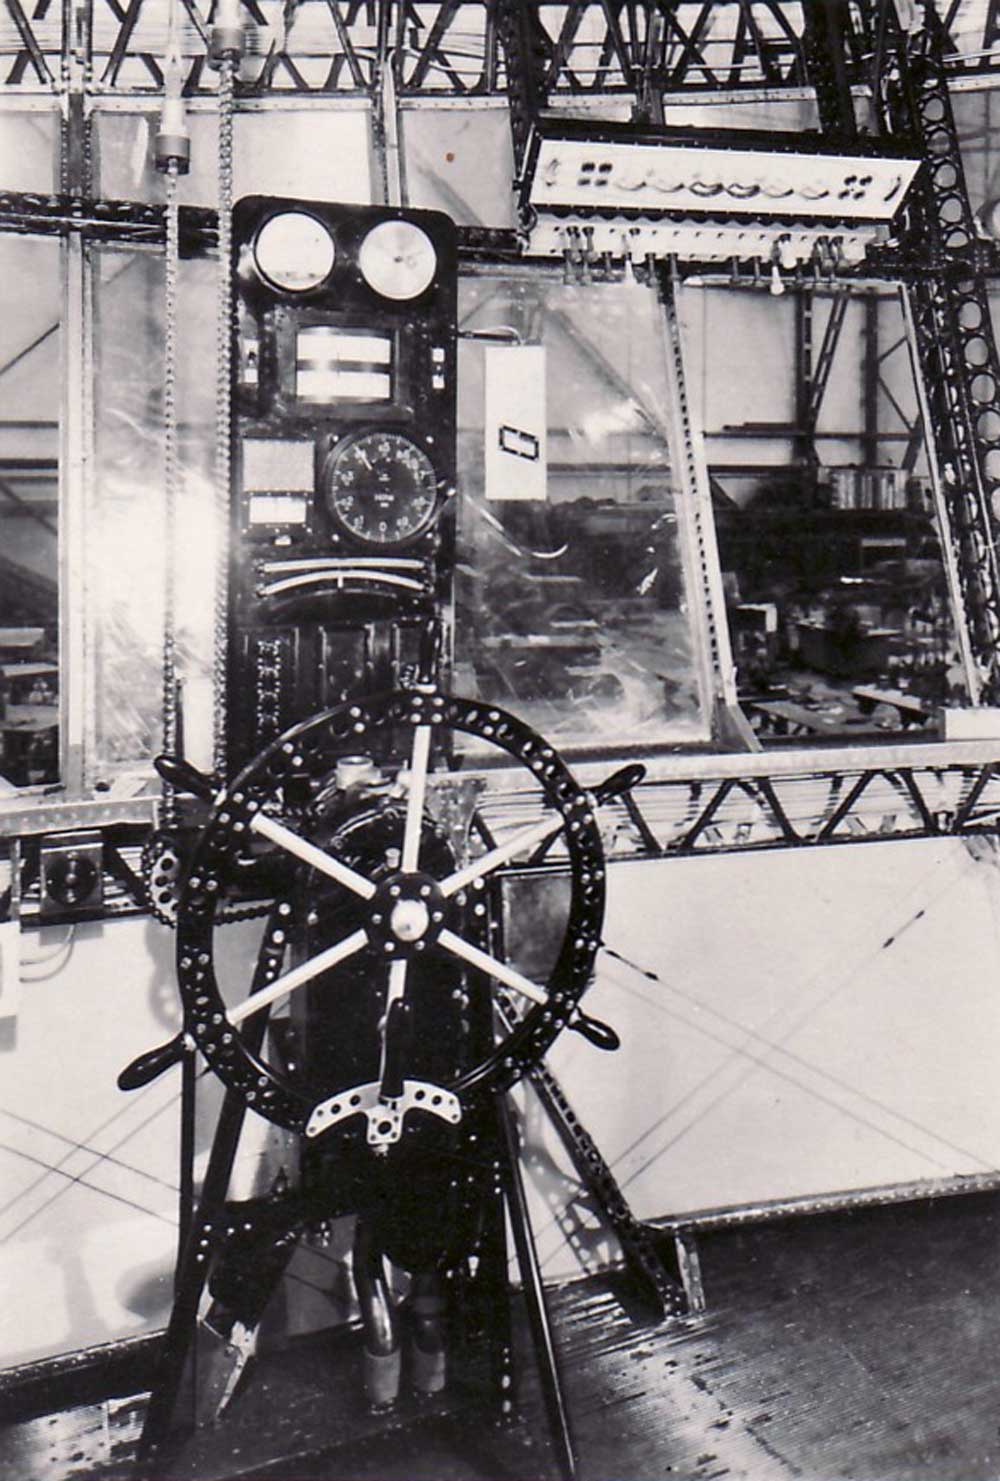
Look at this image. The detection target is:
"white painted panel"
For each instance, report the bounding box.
[520,840,1000,1282]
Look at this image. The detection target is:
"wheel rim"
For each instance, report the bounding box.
[176,687,606,1135]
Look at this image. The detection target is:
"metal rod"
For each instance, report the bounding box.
[496,1093,576,1481]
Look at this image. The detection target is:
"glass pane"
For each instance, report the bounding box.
[0,235,60,791]
[689,286,969,743]
[403,107,517,228]
[0,111,58,192]
[95,110,371,209]
[90,247,218,781]
[453,273,707,752]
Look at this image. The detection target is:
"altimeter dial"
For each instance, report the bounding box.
[323,430,439,547]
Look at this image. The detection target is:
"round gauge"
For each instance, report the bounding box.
[253,211,336,293]
[358,220,437,300]
[323,430,439,546]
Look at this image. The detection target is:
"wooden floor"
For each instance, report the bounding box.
[8,1190,1000,1481]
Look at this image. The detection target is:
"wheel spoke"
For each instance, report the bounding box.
[437,927,548,1007]
[439,813,564,899]
[249,812,377,900]
[401,724,432,873]
[385,955,409,1012]
[377,957,409,1093]
[229,926,369,1026]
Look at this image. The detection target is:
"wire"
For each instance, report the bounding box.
[21,924,75,975]
[462,490,568,562]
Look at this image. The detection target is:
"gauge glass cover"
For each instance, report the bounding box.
[326,431,438,546]
[254,212,336,293]
[358,220,437,300]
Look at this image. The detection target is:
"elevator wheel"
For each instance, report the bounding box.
[175,688,607,1137]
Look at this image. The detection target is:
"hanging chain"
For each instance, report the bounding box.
[213,57,236,781]
[162,159,181,828]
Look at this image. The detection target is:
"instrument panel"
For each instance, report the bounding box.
[229,197,458,769]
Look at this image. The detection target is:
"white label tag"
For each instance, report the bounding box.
[484,345,547,501]
[0,920,20,1021]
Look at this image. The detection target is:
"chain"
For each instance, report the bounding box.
[218,899,273,925]
[162,159,181,829]
[213,57,236,781]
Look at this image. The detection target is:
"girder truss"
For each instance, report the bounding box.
[479,749,1000,864]
[3,2,1000,101]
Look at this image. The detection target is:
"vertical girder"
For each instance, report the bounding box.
[882,12,1000,698]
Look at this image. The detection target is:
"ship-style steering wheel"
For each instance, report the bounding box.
[120,687,640,1143]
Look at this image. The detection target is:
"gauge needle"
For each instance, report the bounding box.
[356,449,373,470]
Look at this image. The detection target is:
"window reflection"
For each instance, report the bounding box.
[90,248,218,782]
[454,273,707,753]
[0,236,60,790]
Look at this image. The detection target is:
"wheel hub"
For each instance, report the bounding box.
[366,871,448,955]
[390,897,430,942]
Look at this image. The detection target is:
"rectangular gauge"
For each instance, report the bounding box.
[242,437,315,493]
[248,494,310,525]
[295,327,393,402]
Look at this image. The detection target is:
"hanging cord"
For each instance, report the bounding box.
[155,2,190,828]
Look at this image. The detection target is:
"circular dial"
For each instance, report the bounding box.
[253,211,336,293]
[358,220,437,300]
[324,431,439,547]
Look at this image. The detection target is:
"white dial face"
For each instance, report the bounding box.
[253,212,336,293]
[326,431,438,546]
[358,220,437,301]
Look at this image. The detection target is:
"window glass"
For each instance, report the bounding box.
[95,109,372,208]
[90,247,218,780]
[0,235,60,790]
[0,111,58,192]
[685,285,969,743]
[453,273,708,753]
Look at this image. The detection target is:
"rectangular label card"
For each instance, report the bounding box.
[484,345,547,501]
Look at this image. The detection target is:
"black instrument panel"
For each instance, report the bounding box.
[228,196,459,770]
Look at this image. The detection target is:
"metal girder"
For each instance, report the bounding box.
[880,10,1000,701]
[0,188,217,245]
[473,748,1000,866]
[805,292,849,440]
[0,2,996,103]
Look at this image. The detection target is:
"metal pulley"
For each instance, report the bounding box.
[209,0,245,67]
[155,96,190,175]
[155,0,190,174]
